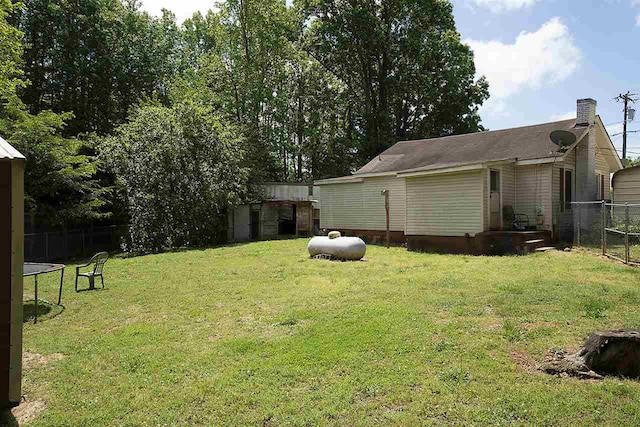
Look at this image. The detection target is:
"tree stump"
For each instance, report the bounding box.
[541,329,640,379]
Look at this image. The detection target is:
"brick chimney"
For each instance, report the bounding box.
[576,98,597,126]
[575,98,598,206]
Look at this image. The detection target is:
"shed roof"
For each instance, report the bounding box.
[0,135,25,160]
[355,119,586,175]
[612,164,640,187]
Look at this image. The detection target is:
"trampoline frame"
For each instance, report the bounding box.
[23,262,65,323]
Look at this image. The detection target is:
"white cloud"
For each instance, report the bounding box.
[551,111,575,121]
[465,18,582,120]
[139,0,216,23]
[636,14,640,26]
[472,0,538,12]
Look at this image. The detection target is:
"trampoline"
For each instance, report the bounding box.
[23,262,65,323]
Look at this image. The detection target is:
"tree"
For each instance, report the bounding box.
[100,102,248,254]
[300,0,489,162]
[0,0,24,107]
[0,0,106,227]
[178,0,358,182]
[16,0,181,136]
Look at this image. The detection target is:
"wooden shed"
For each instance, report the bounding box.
[612,165,640,204]
[228,183,320,242]
[0,136,24,409]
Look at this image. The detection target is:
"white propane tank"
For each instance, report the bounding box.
[308,234,366,260]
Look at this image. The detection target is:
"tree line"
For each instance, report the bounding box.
[0,0,488,253]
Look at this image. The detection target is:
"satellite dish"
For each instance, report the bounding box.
[550,130,576,149]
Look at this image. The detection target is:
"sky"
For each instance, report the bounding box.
[139,0,640,159]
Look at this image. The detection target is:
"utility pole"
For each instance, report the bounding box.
[615,91,638,162]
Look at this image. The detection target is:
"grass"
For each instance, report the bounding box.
[15,239,640,426]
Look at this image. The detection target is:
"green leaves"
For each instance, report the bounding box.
[101,101,248,254]
[302,0,490,162]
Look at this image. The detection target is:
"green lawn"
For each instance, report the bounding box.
[12,240,640,425]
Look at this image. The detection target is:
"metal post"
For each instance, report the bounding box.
[82,229,86,256]
[57,268,64,306]
[577,205,581,247]
[64,228,68,259]
[34,275,38,324]
[601,200,606,256]
[381,190,390,248]
[625,202,630,264]
[45,232,49,262]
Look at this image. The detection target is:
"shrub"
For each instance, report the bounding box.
[101,102,248,254]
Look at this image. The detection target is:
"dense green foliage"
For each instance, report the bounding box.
[101,102,247,253]
[1,0,488,247]
[14,241,640,425]
[0,0,105,227]
[16,0,180,136]
[301,0,489,162]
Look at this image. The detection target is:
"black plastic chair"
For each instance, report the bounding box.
[503,206,530,231]
[75,252,109,291]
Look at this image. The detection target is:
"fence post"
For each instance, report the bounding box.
[45,232,49,262]
[64,228,68,260]
[625,202,630,264]
[602,200,606,256]
[576,205,581,247]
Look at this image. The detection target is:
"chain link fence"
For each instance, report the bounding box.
[25,225,127,262]
[572,201,640,265]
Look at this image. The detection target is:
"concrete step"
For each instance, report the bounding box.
[535,246,557,252]
[525,239,545,245]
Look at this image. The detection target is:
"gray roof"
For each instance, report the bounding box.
[356,118,586,175]
[0,135,25,160]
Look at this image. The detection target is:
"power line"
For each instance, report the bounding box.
[612,129,640,137]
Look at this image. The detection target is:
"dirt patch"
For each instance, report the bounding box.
[509,350,539,373]
[11,397,47,425]
[23,351,64,371]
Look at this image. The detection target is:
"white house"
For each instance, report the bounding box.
[316,99,622,253]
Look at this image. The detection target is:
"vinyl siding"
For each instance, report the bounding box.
[502,164,516,209]
[361,176,406,231]
[515,165,553,231]
[319,182,364,230]
[319,176,406,231]
[405,171,483,236]
[595,146,611,200]
[614,171,640,204]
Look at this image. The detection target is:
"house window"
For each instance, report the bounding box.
[490,170,500,192]
[596,174,602,200]
[560,168,573,212]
